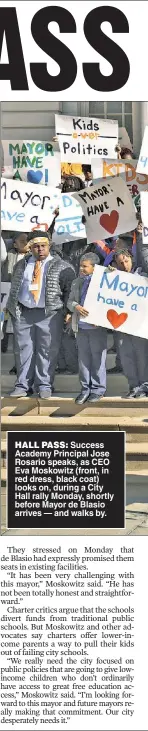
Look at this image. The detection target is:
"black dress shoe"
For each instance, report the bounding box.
[75,392,89,405]
[88,394,104,403]
[107,365,122,374]
[125,388,137,399]
[9,365,17,375]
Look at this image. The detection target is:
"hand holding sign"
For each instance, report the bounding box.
[73,176,137,243]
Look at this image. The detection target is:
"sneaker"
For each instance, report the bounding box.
[39,391,52,399]
[10,389,28,397]
[125,388,137,399]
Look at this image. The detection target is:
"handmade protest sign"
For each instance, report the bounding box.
[54,195,85,244]
[92,159,148,210]
[118,127,132,150]
[80,264,148,339]
[55,115,118,163]
[1,282,11,311]
[2,140,61,187]
[1,178,57,231]
[141,191,148,245]
[137,126,148,175]
[1,178,85,243]
[73,176,137,243]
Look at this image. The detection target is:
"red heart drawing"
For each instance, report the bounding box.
[100,210,119,234]
[107,309,128,329]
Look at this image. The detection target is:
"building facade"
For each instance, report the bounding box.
[1,101,148,156]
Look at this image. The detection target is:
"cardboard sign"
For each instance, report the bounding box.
[1,178,86,243]
[73,176,137,243]
[137,126,148,175]
[2,140,61,187]
[80,264,148,338]
[55,114,118,163]
[1,282,11,311]
[1,178,57,231]
[118,127,132,150]
[92,159,148,210]
[141,191,148,245]
[54,194,85,244]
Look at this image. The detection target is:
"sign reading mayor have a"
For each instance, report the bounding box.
[73,175,137,242]
[55,115,118,163]
[80,265,148,339]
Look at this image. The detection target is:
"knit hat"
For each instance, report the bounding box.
[27,230,52,245]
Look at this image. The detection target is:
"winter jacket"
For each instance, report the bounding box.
[136,232,148,274]
[1,248,20,282]
[67,276,90,333]
[7,251,75,319]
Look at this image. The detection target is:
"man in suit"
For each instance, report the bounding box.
[7,230,75,398]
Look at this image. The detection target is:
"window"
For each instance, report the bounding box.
[89,101,133,144]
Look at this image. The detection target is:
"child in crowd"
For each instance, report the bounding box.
[1,232,30,282]
[1,232,30,361]
[112,244,148,398]
[67,253,107,404]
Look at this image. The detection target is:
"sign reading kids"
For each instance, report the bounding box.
[55,115,118,163]
[73,176,137,243]
[80,265,148,339]
[2,140,61,187]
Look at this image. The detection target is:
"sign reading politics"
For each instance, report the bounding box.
[55,115,118,163]
[80,265,148,339]
[73,176,137,242]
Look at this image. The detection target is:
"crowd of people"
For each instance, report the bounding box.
[1,145,148,401]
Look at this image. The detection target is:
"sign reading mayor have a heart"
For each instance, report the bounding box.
[80,265,148,339]
[73,175,137,242]
[55,115,118,163]
[2,140,61,187]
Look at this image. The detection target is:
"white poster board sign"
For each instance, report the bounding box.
[2,140,61,187]
[55,114,118,163]
[1,178,85,243]
[92,159,148,209]
[141,191,148,245]
[118,127,132,150]
[137,126,148,175]
[1,178,57,231]
[80,265,148,339]
[73,176,137,243]
[1,282,11,311]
